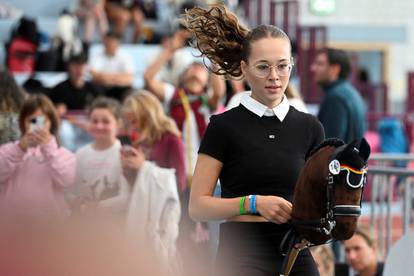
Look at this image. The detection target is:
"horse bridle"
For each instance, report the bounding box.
[292,145,368,236]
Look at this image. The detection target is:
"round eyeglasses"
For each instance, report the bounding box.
[250,62,294,78]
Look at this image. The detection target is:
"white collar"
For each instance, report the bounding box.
[240,92,290,121]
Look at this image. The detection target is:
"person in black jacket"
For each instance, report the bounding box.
[49,53,103,116]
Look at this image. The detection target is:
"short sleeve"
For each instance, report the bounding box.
[198,115,229,163]
[88,52,101,71]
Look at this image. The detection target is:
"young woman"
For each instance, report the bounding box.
[0,94,75,218]
[72,97,130,216]
[121,91,183,274]
[185,5,325,275]
[122,90,186,193]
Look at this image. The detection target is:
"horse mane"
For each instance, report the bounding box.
[307,138,345,160]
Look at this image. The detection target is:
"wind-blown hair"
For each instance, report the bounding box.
[184,4,291,79]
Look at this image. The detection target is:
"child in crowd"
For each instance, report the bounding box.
[121,90,182,274]
[71,97,130,216]
[122,90,186,193]
[0,94,75,218]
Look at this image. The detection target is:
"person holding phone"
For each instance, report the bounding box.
[0,94,76,218]
[72,96,130,216]
[121,90,185,193]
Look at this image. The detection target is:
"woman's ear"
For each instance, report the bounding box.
[240,60,247,76]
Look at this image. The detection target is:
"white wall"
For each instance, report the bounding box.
[299,0,414,112]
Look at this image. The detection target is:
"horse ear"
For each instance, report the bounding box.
[359,137,371,162]
[342,139,359,154]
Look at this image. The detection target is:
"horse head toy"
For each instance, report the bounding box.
[281,138,371,276]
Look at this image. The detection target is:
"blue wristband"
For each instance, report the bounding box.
[249,195,257,214]
[252,195,257,214]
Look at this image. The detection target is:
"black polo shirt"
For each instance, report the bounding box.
[198,98,324,200]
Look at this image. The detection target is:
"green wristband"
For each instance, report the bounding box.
[239,196,248,215]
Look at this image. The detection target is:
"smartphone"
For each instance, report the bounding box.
[118,135,132,147]
[30,116,45,131]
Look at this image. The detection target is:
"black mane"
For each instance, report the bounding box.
[307,138,345,160]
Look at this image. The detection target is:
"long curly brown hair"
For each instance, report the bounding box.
[184,4,291,79]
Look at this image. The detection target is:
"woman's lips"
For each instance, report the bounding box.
[265,85,282,92]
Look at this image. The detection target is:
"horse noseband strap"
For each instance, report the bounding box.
[333,205,361,216]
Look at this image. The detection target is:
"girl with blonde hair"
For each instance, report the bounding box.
[122,90,186,193]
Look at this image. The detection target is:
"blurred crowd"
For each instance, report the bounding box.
[0,1,385,276]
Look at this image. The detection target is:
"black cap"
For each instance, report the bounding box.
[68,53,88,64]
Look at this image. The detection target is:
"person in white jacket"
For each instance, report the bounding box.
[126,161,181,274]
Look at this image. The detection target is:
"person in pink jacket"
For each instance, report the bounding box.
[0,94,76,218]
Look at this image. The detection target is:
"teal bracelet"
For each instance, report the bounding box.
[239,196,248,215]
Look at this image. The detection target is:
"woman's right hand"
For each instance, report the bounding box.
[256,195,292,224]
[19,131,38,151]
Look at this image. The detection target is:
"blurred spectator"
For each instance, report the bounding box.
[74,0,109,43]
[310,244,335,276]
[49,53,103,116]
[49,53,102,152]
[52,11,87,71]
[311,47,367,143]
[144,30,225,276]
[105,0,158,43]
[144,36,225,182]
[0,71,26,145]
[89,31,134,101]
[151,25,194,86]
[120,93,182,273]
[5,16,40,74]
[122,90,186,193]
[70,97,130,216]
[343,225,383,276]
[0,94,75,218]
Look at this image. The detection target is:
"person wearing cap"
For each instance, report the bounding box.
[49,53,103,152]
[89,31,135,101]
[49,53,103,115]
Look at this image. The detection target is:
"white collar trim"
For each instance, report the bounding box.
[240,92,290,121]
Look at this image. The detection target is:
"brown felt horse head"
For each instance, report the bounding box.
[291,138,370,245]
